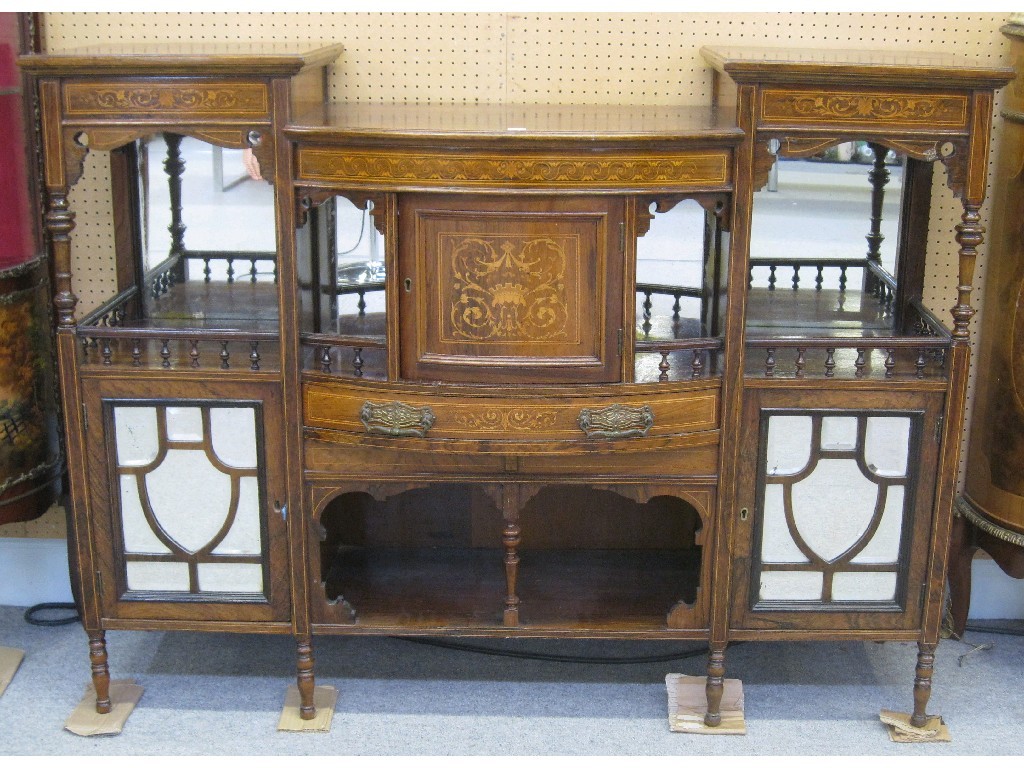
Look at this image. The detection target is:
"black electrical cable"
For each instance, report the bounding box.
[962,622,1024,637]
[395,636,731,665]
[23,602,80,627]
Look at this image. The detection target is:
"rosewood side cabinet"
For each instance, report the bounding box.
[18,42,1012,730]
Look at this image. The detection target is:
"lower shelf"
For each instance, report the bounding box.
[323,546,700,631]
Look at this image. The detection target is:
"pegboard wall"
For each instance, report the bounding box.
[6,12,1011,538]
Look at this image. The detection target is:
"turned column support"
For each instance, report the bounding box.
[163,133,187,274]
[482,483,542,627]
[863,142,890,294]
[910,641,937,727]
[43,190,77,328]
[296,635,316,720]
[704,642,727,727]
[87,630,112,715]
[951,203,984,340]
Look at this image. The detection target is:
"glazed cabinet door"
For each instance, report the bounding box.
[82,377,290,623]
[731,387,945,632]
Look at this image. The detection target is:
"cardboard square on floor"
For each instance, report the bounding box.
[64,679,144,737]
[666,673,746,735]
[0,647,25,697]
[880,709,952,743]
[278,684,337,732]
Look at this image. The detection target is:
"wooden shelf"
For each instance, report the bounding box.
[323,546,699,631]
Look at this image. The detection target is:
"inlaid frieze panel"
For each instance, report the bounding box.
[296,147,731,190]
[63,81,269,119]
[759,88,968,129]
[111,402,267,596]
[752,411,919,607]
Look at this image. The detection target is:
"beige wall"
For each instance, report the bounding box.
[6,11,1012,538]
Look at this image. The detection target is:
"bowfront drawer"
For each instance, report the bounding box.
[757,86,970,131]
[303,380,720,447]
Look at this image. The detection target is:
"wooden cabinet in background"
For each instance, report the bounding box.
[950,20,1024,633]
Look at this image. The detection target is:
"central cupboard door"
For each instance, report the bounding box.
[398,194,627,384]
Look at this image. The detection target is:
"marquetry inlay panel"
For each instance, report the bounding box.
[399,195,625,384]
[296,147,731,190]
[444,234,573,344]
[759,89,969,129]
[62,81,269,119]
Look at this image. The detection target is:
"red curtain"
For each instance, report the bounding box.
[0,11,34,270]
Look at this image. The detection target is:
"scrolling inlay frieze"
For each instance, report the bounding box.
[450,408,560,431]
[298,148,730,188]
[760,89,968,128]
[445,235,572,343]
[63,82,269,118]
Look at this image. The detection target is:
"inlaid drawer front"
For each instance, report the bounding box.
[304,383,719,442]
[296,147,731,190]
[759,88,969,129]
[62,80,270,120]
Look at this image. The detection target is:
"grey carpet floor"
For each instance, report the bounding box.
[1,605,1021,755]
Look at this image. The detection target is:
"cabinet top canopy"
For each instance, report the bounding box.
[701,45,1014,89]
[18,42,345,76]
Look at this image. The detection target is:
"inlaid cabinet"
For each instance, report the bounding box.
[19,43,1012,730]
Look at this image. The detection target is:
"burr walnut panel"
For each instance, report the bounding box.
[62,79,270,120]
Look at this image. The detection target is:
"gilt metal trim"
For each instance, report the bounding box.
[360,400,436,438]
[577,403,654,439]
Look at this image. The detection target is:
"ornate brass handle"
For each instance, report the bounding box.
[577,404,654,438]
[360,400,436,438]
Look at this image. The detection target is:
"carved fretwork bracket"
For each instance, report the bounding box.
[60,132,90,189]
[752,139,778,192]
[769,135,944,163]
[937,139,972,202]
[637,193,730,237]
[588,483,712,541]
[295,188,337,228]
[763,134,980,202]
[310,482,434,519]
[334,191,389,236]
[60,126,278,187]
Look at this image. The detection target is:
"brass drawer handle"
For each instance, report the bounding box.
[578,404,654,439]
[360,400,436,438]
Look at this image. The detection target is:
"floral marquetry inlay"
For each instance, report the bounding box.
[445,235,573,343]
[63,82,269,118]
[760,89,968,128]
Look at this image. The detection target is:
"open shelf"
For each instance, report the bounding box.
[323,546,699,630]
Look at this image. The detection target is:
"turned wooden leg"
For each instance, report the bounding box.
[704,643,727,727]
[947,514,977,640]
[910,641,937,728]
[297,636,316,720]
[87,630,112,714]
[502,514,521,627]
